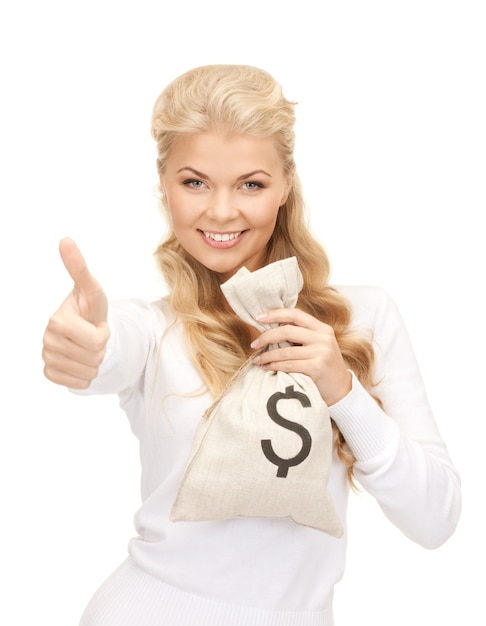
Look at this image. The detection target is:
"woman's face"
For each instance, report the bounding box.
[160,131,291,282]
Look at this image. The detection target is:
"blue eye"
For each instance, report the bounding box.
[242,181,264,190]
[183,179,205,189]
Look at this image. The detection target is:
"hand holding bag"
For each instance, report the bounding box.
[171,257,342,536]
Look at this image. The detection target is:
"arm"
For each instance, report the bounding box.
[251,286,461,548]
[329,287,461,548]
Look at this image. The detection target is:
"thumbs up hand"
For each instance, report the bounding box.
[42,239,110,389]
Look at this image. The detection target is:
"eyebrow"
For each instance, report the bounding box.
[176,167,272,180]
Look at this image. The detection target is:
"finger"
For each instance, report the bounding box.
[258,308,325,330]
[58,238,108,325]
[254,344,308,366]
[59,238,97,294]
[253,324,318,350]
[42,348,102,383]
[257,357,313,377]
[45,308,110,352]
[43,364,96,390]
[43,327,108,366]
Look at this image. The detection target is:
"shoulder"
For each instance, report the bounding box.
[109,296,174,323]
[106,296,177,345]
[333,285,416,377]
[333,285,400,330]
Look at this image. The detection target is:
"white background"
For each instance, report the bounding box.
[1,1,484,624]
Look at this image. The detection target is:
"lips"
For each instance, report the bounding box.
[199,230,246,248]
[202,231,243,242]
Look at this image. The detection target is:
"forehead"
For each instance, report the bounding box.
[165,131,283,173]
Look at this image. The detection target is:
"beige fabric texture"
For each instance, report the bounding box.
[170,258,342,536]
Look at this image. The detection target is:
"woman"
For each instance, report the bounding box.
[42,64,461,625]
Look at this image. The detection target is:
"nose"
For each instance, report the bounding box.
[206,189,239,223]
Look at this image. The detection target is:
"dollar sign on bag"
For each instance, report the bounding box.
[261,385,312,478]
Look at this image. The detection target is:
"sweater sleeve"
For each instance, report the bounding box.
[71,299,160,396]
[329,286,461,549]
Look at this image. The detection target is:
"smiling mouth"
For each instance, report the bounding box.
[201,230,244,242]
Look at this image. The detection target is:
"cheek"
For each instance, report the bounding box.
[252,201,280,229]
[169,211,191,234]
[166,193,193,227]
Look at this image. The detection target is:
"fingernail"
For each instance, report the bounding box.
[250,339,259,349]
[252,355,261,364]
[256,312,268,320]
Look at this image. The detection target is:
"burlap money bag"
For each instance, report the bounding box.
[170,257,342,536]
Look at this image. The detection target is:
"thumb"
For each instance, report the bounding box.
[59,238,108,326]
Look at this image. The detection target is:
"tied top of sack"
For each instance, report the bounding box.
[221,256,303,343]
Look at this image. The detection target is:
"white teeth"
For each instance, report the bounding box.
[203,231,241,242]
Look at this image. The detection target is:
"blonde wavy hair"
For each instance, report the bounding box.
[151,64,377,479]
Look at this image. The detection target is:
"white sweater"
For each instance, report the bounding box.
[76,285,461,624]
